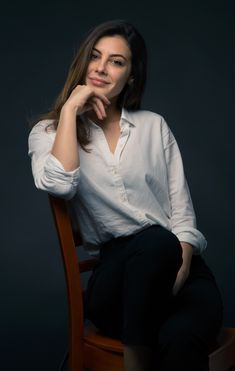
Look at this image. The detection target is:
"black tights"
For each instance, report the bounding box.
[84,225,223,371]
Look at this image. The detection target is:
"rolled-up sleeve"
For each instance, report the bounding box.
[161,118,207,254]
[28,121,80,200]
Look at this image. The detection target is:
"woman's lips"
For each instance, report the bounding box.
[89,78,109,87]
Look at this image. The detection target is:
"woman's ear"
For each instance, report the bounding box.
[128,77,134,85]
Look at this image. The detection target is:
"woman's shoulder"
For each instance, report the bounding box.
[29,119,56,136]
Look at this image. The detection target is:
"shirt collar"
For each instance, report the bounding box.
[80,107,136,128]
[121,107,136,127]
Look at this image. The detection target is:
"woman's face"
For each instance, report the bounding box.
[85,35,132,101]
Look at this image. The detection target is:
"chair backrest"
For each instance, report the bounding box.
[48,194,97,370]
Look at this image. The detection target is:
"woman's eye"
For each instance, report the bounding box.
[91,53,98,60]
[111,59,124,66]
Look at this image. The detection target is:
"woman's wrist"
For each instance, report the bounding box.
[180,242,193,271]
[61,102,79,116]
[58,105,78,129]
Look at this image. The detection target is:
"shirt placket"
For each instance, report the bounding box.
[97,121,130,205]
[113,123,130,203]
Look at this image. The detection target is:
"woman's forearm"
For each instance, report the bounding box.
[180,241,193,272]
[172,241,193,295]
[51,105,80,171]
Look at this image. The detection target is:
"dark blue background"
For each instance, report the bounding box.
[1,1,234,369]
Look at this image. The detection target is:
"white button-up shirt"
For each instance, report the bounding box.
[28,108,207,255]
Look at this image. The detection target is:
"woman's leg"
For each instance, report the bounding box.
[124,345,154,371]
[121,225,182,346]
[84,225,183,370]
[156,256,223,371]
[122,225,183,371]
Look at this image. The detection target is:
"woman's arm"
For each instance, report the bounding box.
[51,105,79,171]
[161,117,207,291]
[28,85,110,198]
[172,242,193,295]
[161,117,207,255]
[28,120,80,199]
[51,85,110,171]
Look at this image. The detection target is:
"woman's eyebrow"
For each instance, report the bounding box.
[92,47,128,61]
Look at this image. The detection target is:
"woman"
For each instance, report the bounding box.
[28,19,223,371]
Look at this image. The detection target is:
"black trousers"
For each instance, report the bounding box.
[84,225,223,371]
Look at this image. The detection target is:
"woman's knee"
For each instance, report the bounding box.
[127,225,183,269]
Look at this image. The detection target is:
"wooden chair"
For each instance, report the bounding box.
[48,194,235,371]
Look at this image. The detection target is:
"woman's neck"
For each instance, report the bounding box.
[87,103,121,129]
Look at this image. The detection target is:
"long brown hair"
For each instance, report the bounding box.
[31,19,147,151]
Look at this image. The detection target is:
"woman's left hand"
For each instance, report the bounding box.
[172,242,193,296]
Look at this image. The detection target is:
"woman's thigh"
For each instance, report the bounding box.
[84,233,131,336]
[84,225,183,338]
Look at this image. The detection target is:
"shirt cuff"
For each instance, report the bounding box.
[173,227,207,255]
[46,153,80,175]
[43,154,80,199]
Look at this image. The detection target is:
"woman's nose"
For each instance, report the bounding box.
[96,59,107,74]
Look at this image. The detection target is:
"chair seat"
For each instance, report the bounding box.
[84,324,235,359]
[209,327,235,371]
[216,327,235,345]
[84,324,235,353]
[84,323,123,353]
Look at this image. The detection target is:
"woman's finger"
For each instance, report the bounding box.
[91,97,107,118]
[91,100,104,120]
[92,92,111,106]
[67,85,110,115]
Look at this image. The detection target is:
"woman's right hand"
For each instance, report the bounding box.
[51,85,110,171]
[63,85,111,120]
